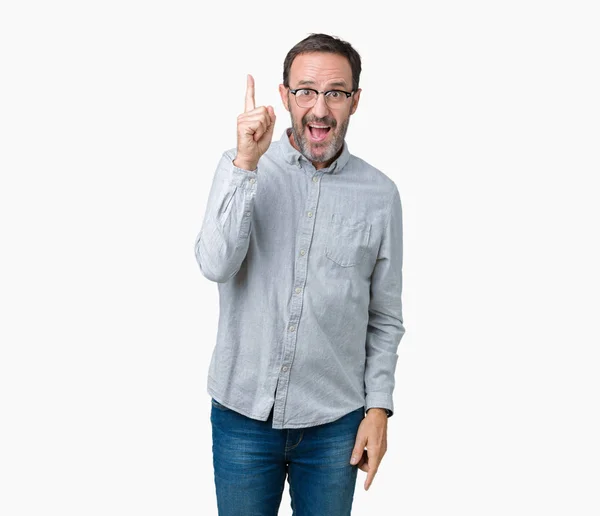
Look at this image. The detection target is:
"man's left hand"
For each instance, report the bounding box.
[350,408,388,491]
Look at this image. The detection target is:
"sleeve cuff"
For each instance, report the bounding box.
[230,163,257,187]
[365,392,394,417]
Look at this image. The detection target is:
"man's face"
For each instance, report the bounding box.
[279,52,361,168]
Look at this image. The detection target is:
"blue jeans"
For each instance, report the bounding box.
[210,398,364,516]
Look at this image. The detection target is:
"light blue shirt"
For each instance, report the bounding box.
[194,128,405,429]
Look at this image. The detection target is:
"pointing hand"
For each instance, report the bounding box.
[234,74,276,171]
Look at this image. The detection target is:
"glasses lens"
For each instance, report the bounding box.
[324,91,348,107]
[295,89,317,108]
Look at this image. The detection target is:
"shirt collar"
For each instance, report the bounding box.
[278,127,350,174]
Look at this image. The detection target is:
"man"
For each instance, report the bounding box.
[194,33,405,515]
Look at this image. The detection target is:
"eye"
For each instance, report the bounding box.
[326,90,342,98]
[297,89,314,97]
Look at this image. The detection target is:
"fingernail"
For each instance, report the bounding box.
[350,456,357,464]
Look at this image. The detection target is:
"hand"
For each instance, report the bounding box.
[350,408,388,491]
[234,74,276,171]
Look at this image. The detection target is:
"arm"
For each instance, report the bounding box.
[193,74,275,283]
[193,153,257,283]
[350,185,405,491]
[364,185,406,416]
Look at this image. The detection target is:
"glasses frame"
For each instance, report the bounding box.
[288,87,355,108]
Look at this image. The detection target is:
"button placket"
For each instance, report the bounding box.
[271,171,322,428]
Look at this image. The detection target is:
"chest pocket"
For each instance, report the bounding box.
[325,214,371,267]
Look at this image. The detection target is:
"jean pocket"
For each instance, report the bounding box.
[325,214,371,267]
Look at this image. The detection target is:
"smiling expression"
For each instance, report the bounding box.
[279,52,361,170]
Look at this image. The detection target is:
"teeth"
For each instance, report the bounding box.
[309,125,329,129]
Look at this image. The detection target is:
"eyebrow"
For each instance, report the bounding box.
[296,79,350,89]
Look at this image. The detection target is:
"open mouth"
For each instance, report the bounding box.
[307,124,331,142]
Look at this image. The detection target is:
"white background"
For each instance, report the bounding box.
[1,0,599,515]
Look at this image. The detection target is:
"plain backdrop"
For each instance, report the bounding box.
[1,1,599,515]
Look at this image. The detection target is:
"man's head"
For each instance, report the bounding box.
[279,33,362,169]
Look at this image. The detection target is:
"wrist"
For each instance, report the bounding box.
[233,156,257,171]
[366,407,389,417]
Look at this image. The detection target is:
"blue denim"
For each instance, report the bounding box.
[210,398,365,515]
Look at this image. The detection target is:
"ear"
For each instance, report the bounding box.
[350,88,362,115]
[279,84,290,112]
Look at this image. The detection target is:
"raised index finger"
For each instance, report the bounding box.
[245,74,255,112]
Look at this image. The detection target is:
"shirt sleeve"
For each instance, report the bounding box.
[194,150,258,283]
[364,185,406,417]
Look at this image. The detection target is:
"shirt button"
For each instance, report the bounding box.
[312,176,319,183]
[282,366,288,372]
[295,287,301,294]
[245,212,250,217]
[307,211,313,217]
[249,178,256,184]
[289,325,296,332]
[300,249,305,256]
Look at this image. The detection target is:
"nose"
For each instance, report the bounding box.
[311,92,330,118]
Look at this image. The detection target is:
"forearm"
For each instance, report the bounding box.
[194,151,257,283]
[364,308,405,416]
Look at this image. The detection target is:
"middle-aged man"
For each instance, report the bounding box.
[194,33,406,515]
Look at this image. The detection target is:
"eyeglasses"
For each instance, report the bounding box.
[289,87,354,109]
